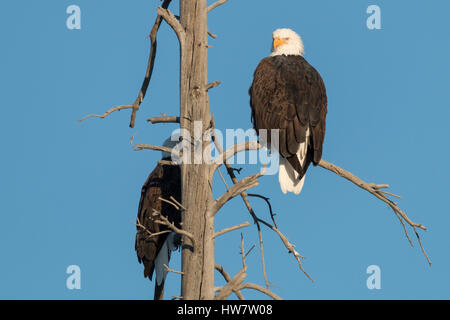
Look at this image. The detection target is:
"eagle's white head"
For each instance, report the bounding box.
[270,28,304,57]
[162,133,181,160]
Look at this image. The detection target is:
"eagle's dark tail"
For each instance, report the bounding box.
[154,281,165,300]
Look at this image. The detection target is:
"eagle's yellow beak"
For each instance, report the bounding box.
[273,37,288,49]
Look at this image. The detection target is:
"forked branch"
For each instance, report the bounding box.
[210,117,273,287]
[214,268,246,300]
[210,116,310,286]
[210,168,265,216]
[214,264,245,300]
[153,210,196,248]
[318,159,431,265]
[79,0,173,128]
[214,235,248,300]
[157,7,186,46]
[215,234,280,300]
[134,217,171,239]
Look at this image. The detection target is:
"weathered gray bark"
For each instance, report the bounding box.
[179,0,215,300]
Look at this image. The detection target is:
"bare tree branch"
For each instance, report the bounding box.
[214,234,248,300]
[206,81,221,91]
[163,264,184,275]
[214,264,245,300]
[318,159,431,265]
[211,116,271,288]
[272,227,312,281]
[207,0,229,13]
[220,168,312,282]
[133,217,171,239]
[134,143,179,155]
[210,169,265,216]
[237,283,282,300]
[207,30,218,39]
[153,210,196,248]
[213,222,251,239]
[215,233,282,300]
[78,105,134,123]
[255,228,269,288]
[129,0,174,128]
[215,269,246,300]
[217,168,230,191]
[242,193,311,279]
[147,116,180,124]
[212,141,261,172]
[214,264,231,281]
[158,160,178,166]
[170,195,186,211]
[157,7,186,46]
[79,0,173,127]
[158,196,181,211]
[130,135,182,157]
[247,193,278,229]
[319,160,426,230]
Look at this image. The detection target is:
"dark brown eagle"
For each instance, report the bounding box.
[249,28,327,194]
[135,138,181,300]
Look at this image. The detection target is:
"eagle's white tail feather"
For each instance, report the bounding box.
[278,129,309,195]
[155,232,176,286]
[278,157,305,195]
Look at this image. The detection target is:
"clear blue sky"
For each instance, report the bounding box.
[1,0,450,299]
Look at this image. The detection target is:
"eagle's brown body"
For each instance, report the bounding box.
[135,163,181,300]
[249,54,327,180]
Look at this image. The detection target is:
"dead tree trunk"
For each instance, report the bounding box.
[179,0,214,300]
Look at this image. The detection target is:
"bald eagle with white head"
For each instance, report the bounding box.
[249,28,327,194]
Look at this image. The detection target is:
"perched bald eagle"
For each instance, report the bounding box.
[249,28,327,194]
[135,138,181,300]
